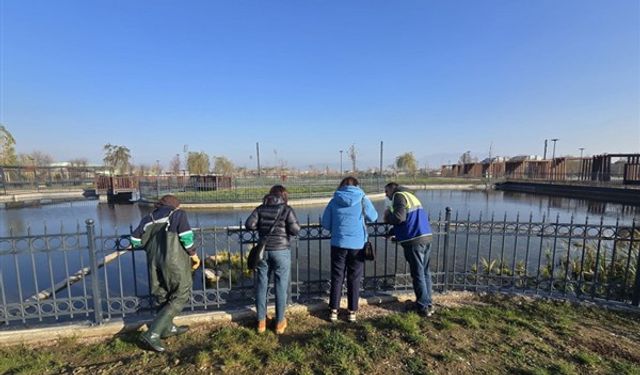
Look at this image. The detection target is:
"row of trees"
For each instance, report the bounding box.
[2,124,434,177]
[102,145,236,176]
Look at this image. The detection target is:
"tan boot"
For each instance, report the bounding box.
[275,319,287,335]
[257,319,266,334]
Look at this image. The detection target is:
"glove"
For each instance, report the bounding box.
[190,255,201,271]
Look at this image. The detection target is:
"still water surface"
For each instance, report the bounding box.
[1,190,638,236]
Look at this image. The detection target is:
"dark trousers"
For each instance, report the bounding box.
[329,246,365,311]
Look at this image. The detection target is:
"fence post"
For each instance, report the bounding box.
[443,207,451,292]
[633,240,640,307]
[86,219,103,324]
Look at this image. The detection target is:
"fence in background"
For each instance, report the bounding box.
[0,209,638,329]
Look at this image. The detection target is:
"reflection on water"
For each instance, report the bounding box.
[0,190,638,236]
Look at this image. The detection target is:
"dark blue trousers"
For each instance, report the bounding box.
[329,246,365,311]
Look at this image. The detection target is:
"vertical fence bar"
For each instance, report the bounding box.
[451,211,459,287]
[474,212,483,291]
[522,213,533,292]
[562,216,574,296]
[535,214,546,295]
[442,207,451,292]
[61,222,74,319]
[606,218,620,301]
[462,212,471,291]
[44,224,60,320]
[434,212,442,286]
[622,219,636,301]
[499,213,507,287]
[306,216,311,296]
[86,219,103,325]
[510,213,520,289]
[294,232,300,303]
[487,213,495,287]
[591,217,605,299]
[548,214,560,294]
[16,229,26,323]
[577,216,589,297]
[632,225,640,306]
[28,230,42,321]
[100,226,112,320]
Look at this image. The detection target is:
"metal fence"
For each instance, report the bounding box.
[138,175,385,203]
[1,210,638,329]
[0,166,98,194]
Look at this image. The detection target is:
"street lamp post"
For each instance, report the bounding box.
[339,150,343,176]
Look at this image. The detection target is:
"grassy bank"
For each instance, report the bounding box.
[1,294,639,375]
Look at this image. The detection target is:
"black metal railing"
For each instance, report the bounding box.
[0,210,638,330]
[0,166,98,194]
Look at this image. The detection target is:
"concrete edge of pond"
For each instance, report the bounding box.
[143,184,487,210]
[0,292,417,347]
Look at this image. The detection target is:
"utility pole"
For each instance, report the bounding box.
[550,138,559,180]
[256,142,261,177]
[543,139,548,160]
[551,138,559,160]
[379,141,384,176]
[339,150,343,176]
[183,145,188,175]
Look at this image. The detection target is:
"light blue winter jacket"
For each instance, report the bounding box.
[321,186,378,250]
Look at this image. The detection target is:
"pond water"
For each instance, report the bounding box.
[1,189,638,236]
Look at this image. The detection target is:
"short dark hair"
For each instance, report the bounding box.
[156,194,180,208]
[384,182,399,192]
[269,185,289,203]
[339,176,359,188]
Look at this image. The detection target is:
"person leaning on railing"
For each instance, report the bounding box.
[245,185,301,334]
[321,176,378,323]
[129,194,201,352]
[383,182,435,317]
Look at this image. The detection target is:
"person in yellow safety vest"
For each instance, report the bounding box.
[383,182,434,317]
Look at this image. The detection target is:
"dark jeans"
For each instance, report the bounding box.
[402,241,433,310]
[329,246,365,311]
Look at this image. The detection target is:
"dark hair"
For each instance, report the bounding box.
[155,194,180,208]
[384,182,399,192]
[339,176,359,188]
[269,185,289,203]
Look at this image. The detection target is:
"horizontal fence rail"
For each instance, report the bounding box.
[0,210,638,330]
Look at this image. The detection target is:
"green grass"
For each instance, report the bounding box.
[0,295,639,374]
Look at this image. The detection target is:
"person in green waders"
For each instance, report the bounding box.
[130,194,200,352]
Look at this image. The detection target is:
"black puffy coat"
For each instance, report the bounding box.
[245,195,301,250]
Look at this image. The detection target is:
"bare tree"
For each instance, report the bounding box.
[19,151,53,166]
[213,156,235,176]
[169,154,181,175]
[69,158,88,167]
[348,144,357,173]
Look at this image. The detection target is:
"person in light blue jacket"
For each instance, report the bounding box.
[322,176,378,322]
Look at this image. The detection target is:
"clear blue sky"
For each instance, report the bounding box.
[1,0,638,169]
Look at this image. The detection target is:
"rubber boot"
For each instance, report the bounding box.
[161,322,189,339]
[140,309,173,352]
